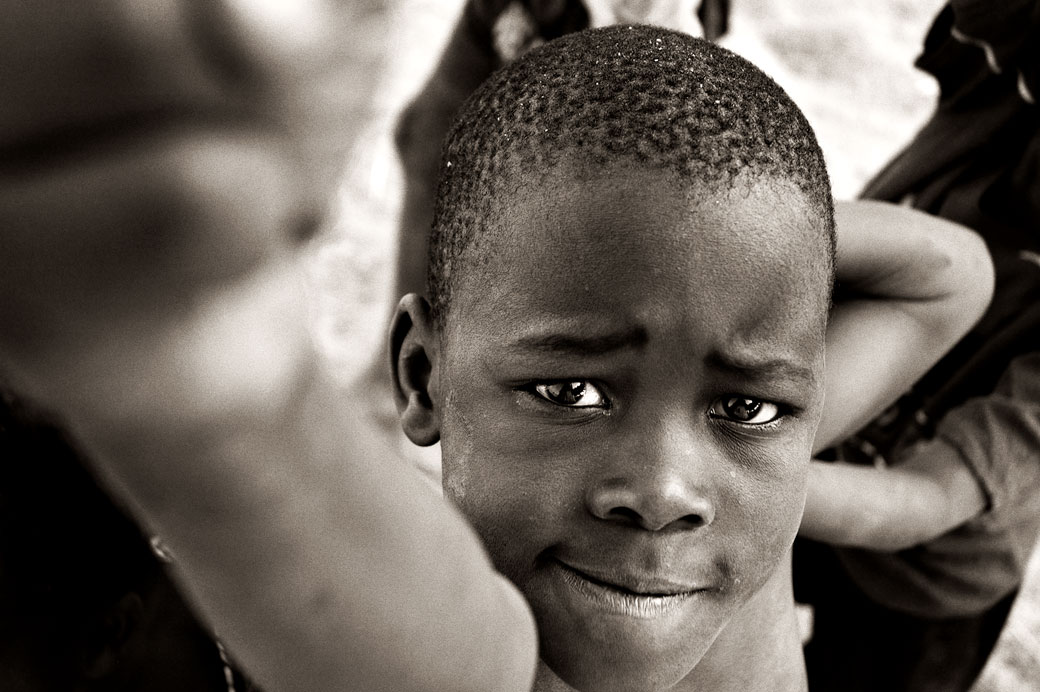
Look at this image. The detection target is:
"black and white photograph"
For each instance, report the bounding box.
[1,1,1037,690]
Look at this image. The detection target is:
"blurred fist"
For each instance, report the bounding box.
[0,0,389,416]
[0,0,389,188]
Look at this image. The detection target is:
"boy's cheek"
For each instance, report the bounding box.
[439,412,585,564]
[710,447,809,577]
[442,454,568,581]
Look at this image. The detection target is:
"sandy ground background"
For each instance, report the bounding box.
[308,1,1040,688]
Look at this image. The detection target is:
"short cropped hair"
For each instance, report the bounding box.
[427,24,834,324]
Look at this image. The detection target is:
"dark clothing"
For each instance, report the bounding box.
[796,2,1040,690]
[795,539,1016,692]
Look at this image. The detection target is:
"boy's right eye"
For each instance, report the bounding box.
[532,381,607,408]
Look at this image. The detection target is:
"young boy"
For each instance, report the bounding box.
[390,25,993,691]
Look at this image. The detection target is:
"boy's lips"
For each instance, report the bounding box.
[548,557,708,620]
[554,558,702,597]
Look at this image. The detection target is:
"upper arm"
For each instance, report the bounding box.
[813,200,995,452]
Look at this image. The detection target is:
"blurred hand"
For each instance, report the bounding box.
[0,8,542,692]
[0,0,389,420]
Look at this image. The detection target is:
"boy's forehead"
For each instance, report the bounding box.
[497,161,822,240]
[478,162,829,284]
[447,163,831,341]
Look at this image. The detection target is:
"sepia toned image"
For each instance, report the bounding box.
[1,1,1037,691]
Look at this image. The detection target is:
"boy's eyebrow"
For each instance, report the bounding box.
[508,326,649,355]
[706,350,818,386]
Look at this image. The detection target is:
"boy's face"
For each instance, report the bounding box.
[397,165,830,691]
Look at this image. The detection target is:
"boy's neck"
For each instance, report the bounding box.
[533,552,806,692]
[684,552,806,691]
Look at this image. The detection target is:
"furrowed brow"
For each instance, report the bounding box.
[509,326,649,356]
[706,350,817,387]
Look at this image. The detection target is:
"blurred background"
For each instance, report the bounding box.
[307,2,1038,689]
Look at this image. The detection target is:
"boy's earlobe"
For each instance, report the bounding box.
[389,294,441,447]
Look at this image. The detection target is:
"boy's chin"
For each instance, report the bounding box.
[538,626,715,692]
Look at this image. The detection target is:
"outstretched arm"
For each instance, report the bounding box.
[801,200,993,549]
[0,3,535,692]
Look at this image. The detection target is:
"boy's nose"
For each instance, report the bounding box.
[585,412,719,532]
[585,477,716,532]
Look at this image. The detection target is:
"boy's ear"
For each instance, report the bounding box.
[389,294,441,447]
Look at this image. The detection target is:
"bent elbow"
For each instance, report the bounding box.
[939,224,995,335]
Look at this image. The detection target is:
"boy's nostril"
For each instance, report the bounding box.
[678,513,707,529]
[606,506,644,525]
[603,506,709,531]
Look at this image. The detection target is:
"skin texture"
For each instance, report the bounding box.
[395,163,831,692]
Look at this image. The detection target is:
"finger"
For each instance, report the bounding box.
[0,0,224,153]
[0,0,388,200]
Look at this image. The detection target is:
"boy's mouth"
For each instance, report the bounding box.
[551,558,702,619]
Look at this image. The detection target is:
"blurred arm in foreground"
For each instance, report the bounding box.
[0,3,536,692]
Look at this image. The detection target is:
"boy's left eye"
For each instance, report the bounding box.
[532,381,607,408]
[709,396,782,425]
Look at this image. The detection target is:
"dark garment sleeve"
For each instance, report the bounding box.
[933,352,1040,528]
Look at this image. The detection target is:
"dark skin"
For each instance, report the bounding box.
[393,163,830,692]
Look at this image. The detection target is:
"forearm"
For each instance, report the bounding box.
[802,449,985,551]
[829,200,993,304]
[76,344,537,692]
[2,243,537,692]
[2,230,536,692]
[803,461,933,550]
